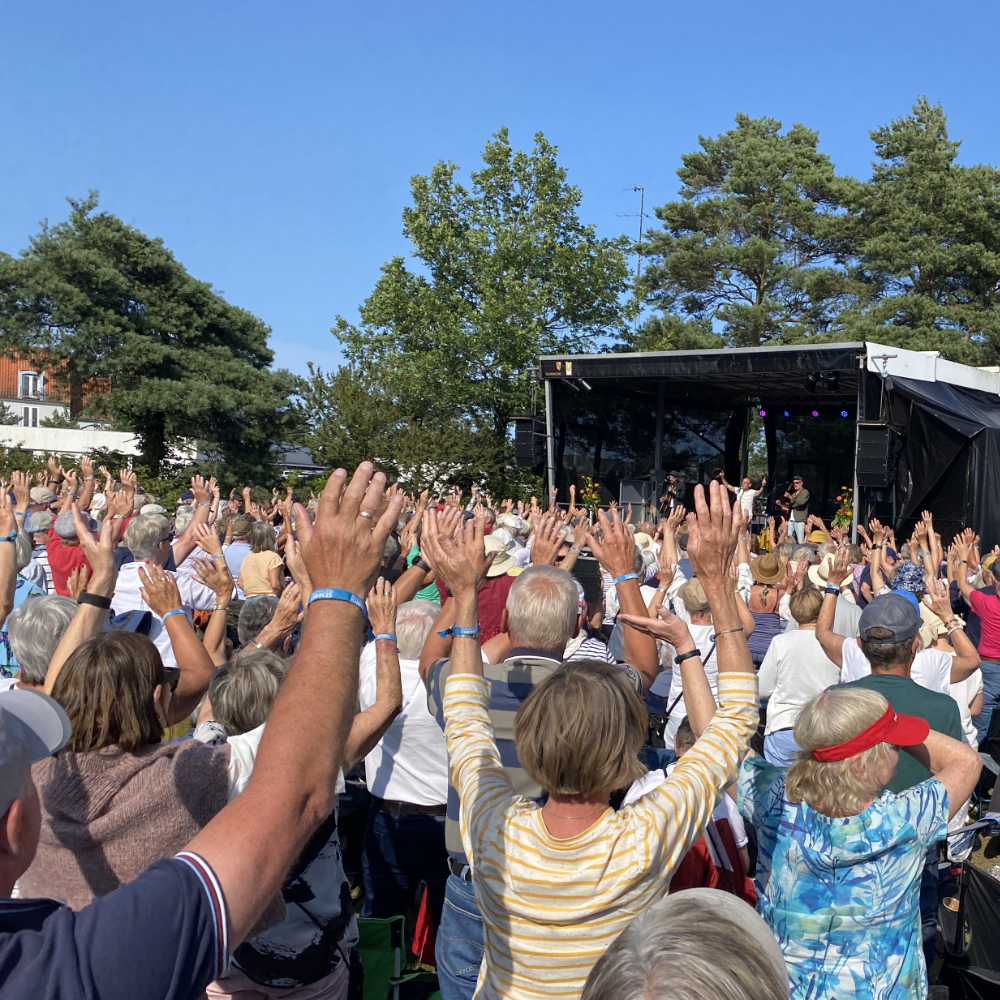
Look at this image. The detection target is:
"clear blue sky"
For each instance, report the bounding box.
[4,0,999,378]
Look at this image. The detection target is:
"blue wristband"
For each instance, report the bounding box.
[373,633,397,642]
[161,608,187,623]
[197,502,211,508]
[613,572,638,584]
[0,530,16,544]
[211,554,226,561]
[436,625,482,639]
[308,588,367,616]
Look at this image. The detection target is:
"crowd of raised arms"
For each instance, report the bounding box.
[0,456,996,1000]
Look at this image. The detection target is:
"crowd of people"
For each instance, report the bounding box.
[0,455,995,1000]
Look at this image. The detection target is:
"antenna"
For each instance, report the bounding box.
[616,185,653,332]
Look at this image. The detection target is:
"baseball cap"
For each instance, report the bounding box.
[0,690,72,818]
[983,553,998,576]
[25,510,53,533]
[140,503,168,516]
[231,518,251,535]
[858,592,922,644]
[53,509,98,539]
[178,491,195,504]
[792,475,804,483]
[668,470,681,477]
[29,486,58,505]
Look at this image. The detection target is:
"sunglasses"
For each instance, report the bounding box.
[161,667,181,692]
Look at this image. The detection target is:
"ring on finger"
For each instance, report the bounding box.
[359,510,374,520]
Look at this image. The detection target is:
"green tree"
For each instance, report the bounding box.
[641,114,854,346]
[616,313,724,353]
[0,404,20,426]
[840,98,1000,363]
[0,194,297,477]
[39,408,79,429]
[329,128,633,490]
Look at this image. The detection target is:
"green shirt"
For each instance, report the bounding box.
[838,673,962,794]
[407,545,441,605]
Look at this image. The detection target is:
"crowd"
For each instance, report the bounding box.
[0,456,995,1000]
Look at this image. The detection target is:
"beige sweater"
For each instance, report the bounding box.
[22,739,231,910]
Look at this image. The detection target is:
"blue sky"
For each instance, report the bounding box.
[3,0,999,378]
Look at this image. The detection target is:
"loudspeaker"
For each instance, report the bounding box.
[512,418,546,468]
[856,425,895,486]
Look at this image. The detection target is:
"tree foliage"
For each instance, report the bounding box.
[316,128,634,492]
[0,195,297,478]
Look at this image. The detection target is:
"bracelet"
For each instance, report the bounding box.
[414,557,431,573]
[713,627,744,639]
[77,592,112,609]
[738,536,747,541]
[613,572,638,584]
[83,476,94,481]
[570,546,581,554]
[674,648,702,664]
[212,604,227,611]
[211,554,226,561]
[251,640,265,649]
[824,586,840,596]
[947,624,965,635]
[161,608,186,623]
[13,510,26,518]
[197,502,211,508]
[0,530,16,544]
[373,633,398,642]
[308,588,367,616]
[112,514,126,520]
[66,492,77,499]
[437,625,481,639]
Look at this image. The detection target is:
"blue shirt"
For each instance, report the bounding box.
[738,755,949,999]
[225,542,252,599]
[0,575,45,675]
[0,851,227,999]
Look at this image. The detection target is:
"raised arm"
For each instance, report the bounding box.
[815,546,851,668]
[924,577,980,682]
[183,462,403,945]
[342,579,403,769]
[77,456,97,512]
[0,488,16,626]
[171,476,214,565]
[190,540,235,666]
[902,728,983,820]
[586,508,659,692]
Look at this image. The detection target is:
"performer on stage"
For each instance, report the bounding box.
[783,475,810,542]
[658,470,686,515]
[721,473,766,519]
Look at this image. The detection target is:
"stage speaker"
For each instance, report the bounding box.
[856,425,895,486]
[512,418,546,468]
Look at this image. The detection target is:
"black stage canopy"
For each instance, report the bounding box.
[537,342,1000,545]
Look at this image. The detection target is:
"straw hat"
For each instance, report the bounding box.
[807,554,854,590]
[750,553,783,585]
[807,530,828,544]
[485,534,516,577]
[633,532,654,552]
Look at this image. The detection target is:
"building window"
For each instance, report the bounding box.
[22,407,38,428]
[19,372,43,400]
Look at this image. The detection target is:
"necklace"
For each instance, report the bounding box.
[542,803,606,821]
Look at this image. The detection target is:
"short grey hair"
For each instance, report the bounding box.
[791,546,816,565]
[124,514,171,561]
[14,531,32,572]
[582,890,789,1000]
[816,542,836,558]
[7,595,78,685]
[173,505,195,534]
[395,600,439,660]
[383,534,401,565]
[506,566,579,653]
[209,647,288,736]
[238,597,278,646]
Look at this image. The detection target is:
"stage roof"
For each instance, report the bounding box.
[539,343,865,407]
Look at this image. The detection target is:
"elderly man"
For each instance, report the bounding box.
[45,510,94,597]
[110,513,216,668]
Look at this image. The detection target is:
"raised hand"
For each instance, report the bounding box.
[35,471,47,486]
[10,471,30,511]
[63,469,79,496]
[296,462,403,597]
[684,481,740,589]
[119,468,137,494]
[0,488,15,538]
[47,457,64,482]
[529,514,564,567]
[585,507,636,580]
[193,522,223,557]
[209,477,220,500]
[665,504,686,532]
[619,604,693,649]
[191,556,234,605]
[80,456,94,482]
[66,564,90,601]
[138,563,184,617]
[422,510,493,599]
[830,544,851,582]
[368,577,398,636]
[191,475,210,505]
[924,576,954,621]
[69,503,117,592]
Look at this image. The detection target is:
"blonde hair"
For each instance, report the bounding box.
[678,578,710,615]
[786,687,895,816]
[788,587,823,625]
[514,660,647,796]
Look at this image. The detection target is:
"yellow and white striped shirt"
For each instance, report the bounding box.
[442,670,759,1000]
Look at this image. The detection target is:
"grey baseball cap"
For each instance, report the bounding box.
[858,592,922,644]
[0,690,72,817]
[53,509,99,539]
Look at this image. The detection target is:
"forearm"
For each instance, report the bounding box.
[44,568,115,693]
[702,583,752,675]
[947,626,980,680]
[202,607,230,666]
[0,540,15,623]
[815,592,845,666]
[904,730,982,819]
[342,637,402,768]
[165,616,217,720]
[617,580,659,691]
[393,563,432,604]
[449,593,483,677]
[172,509,211,565]
[735,593,755,635]
[677,634,715,736]
[419,598,455,678]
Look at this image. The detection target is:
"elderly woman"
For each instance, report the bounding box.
[423,484,759,1000]
[738,686,981,998]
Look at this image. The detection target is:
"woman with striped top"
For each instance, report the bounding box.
[421,482,759,1000]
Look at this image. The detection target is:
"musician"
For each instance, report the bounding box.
[783,475,810,543]
[658,470,686,514]
[721,473,766,519]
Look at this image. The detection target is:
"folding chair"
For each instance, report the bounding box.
[938,858,1000,998]
[355,915,438,1000]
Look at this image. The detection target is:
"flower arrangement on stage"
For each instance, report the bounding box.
[832,486,854,529]
[579,476,601,518]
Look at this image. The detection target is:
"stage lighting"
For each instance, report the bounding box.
[841,410,849,418]
[811,410,819,417]
[759,409,766,417]
[783,411,790,417]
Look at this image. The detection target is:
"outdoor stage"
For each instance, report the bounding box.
[534,341,1000,545]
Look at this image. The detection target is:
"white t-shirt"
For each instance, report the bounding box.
[949,669,984,747]
[661,622,720,745]
[758,630,842,734]
[839,637,953,695]
[358,644,448,806]
[734,487,758,516]
[192,721,267,799]
[111,561,217,668]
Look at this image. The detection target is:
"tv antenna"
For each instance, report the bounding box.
[616,185,652,280]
